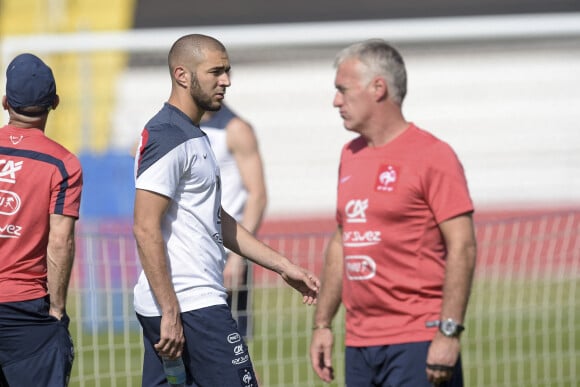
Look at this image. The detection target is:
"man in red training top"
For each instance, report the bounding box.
[0,53,83,386]
[310,39,477,386]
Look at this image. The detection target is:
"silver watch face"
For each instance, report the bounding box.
[440,319,463,336]
[441,320,457,335]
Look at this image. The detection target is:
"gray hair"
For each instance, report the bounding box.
[335,39,407,105]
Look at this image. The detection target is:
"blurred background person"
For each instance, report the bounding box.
[201,103,267,338]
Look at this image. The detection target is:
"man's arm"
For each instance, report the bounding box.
[46,214,77,320]
[133,188,184,359]
[220,209,319,304]
[310,227,344,383]
[224,117,268,288]
[426,212,477,383]
[227,117,267,235]
[439,212,477,323]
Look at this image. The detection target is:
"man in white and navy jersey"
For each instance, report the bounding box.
[133,33,320,387]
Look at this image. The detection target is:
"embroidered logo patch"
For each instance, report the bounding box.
[375,164,399,192]
[238,367,257,386]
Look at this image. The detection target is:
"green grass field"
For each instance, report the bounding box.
[462,277,580,387]
[67,276,579,387]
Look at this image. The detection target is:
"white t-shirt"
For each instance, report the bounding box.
[202,104,247,222]
[133,103,228,317]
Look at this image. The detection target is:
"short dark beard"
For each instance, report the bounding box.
[190,73,220,112]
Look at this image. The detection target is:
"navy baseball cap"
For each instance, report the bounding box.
[6,53,56,116]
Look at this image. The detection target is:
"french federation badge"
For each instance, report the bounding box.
[375,164,399,192]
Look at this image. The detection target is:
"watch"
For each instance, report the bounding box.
[439,318,465,337]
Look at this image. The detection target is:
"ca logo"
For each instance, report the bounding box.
[345,199,368,223]
[0,160,24,184]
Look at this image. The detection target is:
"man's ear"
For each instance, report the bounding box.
[52,95,60,110]
[1,95,7,111]
[173,66,189,88]
[372,76,388,102]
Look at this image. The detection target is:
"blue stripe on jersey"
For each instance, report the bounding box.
[0,147,69,214]
[202,104,236,131]
[137,103,207,178]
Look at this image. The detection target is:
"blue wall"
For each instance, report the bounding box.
[78,151,137,332]
[79,152,135,219]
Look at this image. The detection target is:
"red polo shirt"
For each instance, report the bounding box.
[336,124,473,346]
[0,125,82,303]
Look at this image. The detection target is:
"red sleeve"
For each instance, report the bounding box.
[50,153,83,218]
[424,142,473,224]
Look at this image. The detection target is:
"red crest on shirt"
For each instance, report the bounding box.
[374,164,399,193]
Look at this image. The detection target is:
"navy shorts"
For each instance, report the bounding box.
[345,341,463,387]
[0,296,74,387]
[137,304,257,387]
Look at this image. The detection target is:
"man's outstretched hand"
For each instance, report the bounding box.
[280,264,320,305]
